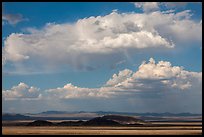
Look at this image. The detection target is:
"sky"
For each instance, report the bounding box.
[2,2,202,114]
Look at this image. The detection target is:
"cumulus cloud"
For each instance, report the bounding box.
[2,82,41,100]
[45,83,115,99]
[2,10,201,74]
[110,58,202,92]
[106,69,133,86]
[3,58,202,100]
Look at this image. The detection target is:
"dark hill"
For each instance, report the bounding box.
[83,117,121,126]
[25,115,147,126]
[27,120,54,126]
[82,115,147,126]
[57,120,84,126]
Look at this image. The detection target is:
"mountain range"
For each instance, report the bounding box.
[2,111,202,121]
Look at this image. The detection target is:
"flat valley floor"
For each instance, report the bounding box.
[2,121,202,135]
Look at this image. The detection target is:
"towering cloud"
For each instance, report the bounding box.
[2,9,201,74]
[106,69,133,86]
[3,58,201,100]
[107,58,202,93]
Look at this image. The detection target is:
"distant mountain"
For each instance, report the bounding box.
[2,113,32,121]
[133,112,202,117]
[2,111,202,121]
[37,111,201,117]
[38,111,92,115]
[39,111,68,115]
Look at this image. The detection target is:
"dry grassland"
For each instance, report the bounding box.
[2,125,202,135]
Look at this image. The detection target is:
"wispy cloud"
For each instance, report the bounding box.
[133,2,201,13]
[111,60,126,69]
[133,2,159,13]
[2,5,28,26]
[2,13,26,25]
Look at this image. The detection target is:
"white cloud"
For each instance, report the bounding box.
[45,83,115,99]
[133,2,200,12]
[3,58,202,100]
[106,69,133,86]
[114,58,202,92]
[133,2,160,13]
[2,13,27,25]
[2,10,201,74]
[2,82,41,100]
[164,2,190,8]
[161,10,175,14]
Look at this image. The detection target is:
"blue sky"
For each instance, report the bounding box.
[2,2,202,113]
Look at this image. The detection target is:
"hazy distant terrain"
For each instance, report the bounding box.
[2,112,202,135]
[2,111,202,121]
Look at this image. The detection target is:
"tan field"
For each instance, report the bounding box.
[2,125,202,135]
